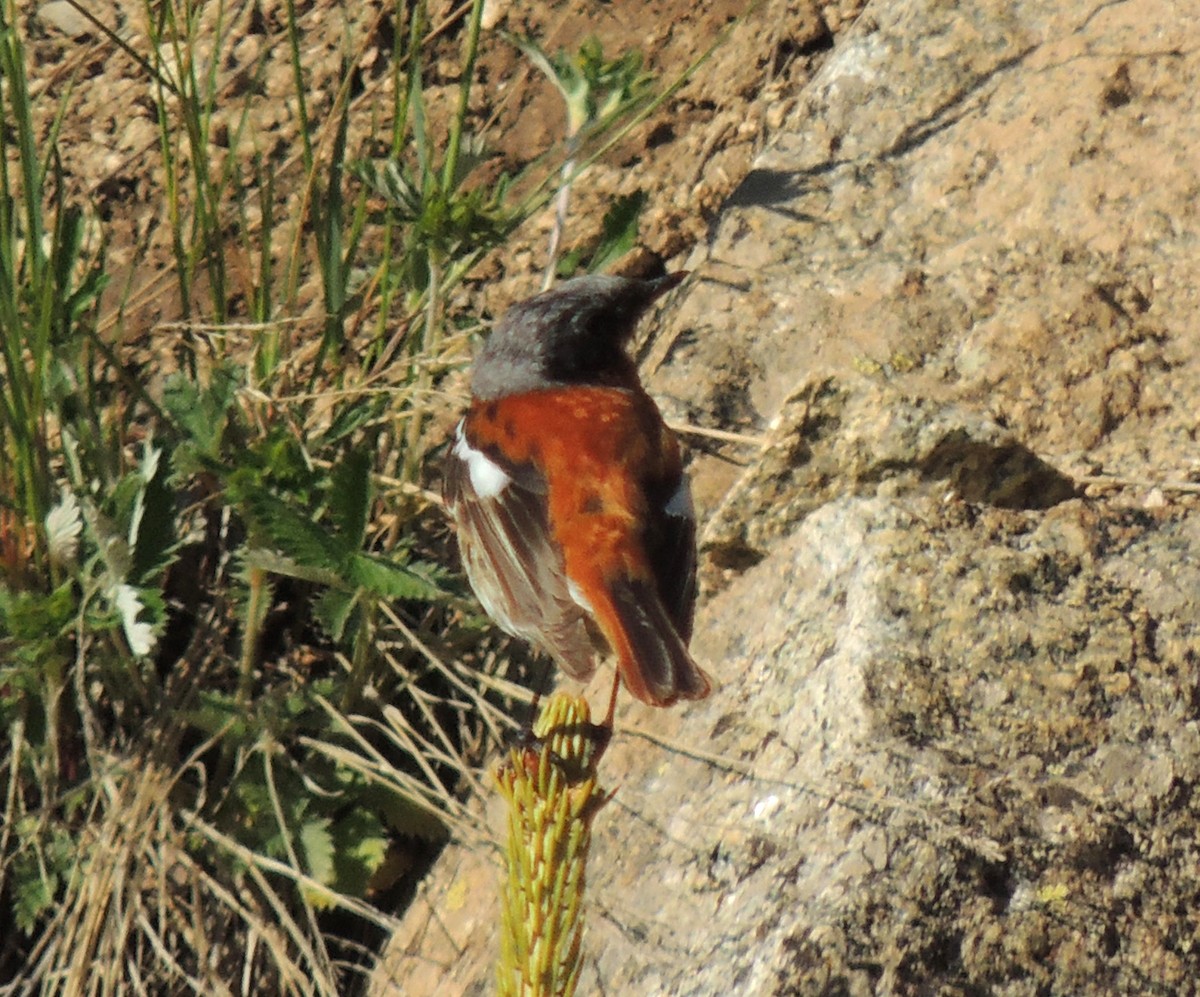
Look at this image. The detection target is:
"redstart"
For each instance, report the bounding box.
[443,273,712,710]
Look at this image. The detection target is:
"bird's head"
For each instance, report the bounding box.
[471,272,686,400]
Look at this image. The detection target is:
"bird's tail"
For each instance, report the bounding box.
[601,576,712,707]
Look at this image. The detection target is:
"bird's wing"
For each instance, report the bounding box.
[644,470,698,643]
[579,466,707,706]
[443,418,597,679]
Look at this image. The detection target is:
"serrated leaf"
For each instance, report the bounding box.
[330,808,388,897]
[376,789,450,842]
[162,364,241,459]
[255,427,313,485]
[313,587,358,642]
[346,552,446,601]
[12,858,55,933]
[588,191,645,273]
[299,817,340,908]
[243,548,341,587]
[240,486,349,572]
[329,448,371,545]
[300,817,336,885]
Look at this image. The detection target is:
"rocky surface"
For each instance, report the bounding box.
[376,0,1200,993]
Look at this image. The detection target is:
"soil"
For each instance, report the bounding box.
[27,0,843,335]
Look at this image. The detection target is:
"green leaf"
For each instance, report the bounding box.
[183,690,254,740]
[300,816,336,886]
[243,548,341,587]
[65,265,109,325]
[507,34,653,140]
[320,392,386,447]
[555,248,583,278]
[239,484,349,572]
[0,582,77,643]
[11,854,57,933]
[376,789,450,842]
[253,427,315,488]
[313,586,358,642]
[345,552,446,601]
[162,364,242,471]
[588,191,645,273]
[10,825,80,934]
[330,807,388,897]
[329,448,371,546]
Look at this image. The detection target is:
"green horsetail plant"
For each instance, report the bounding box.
[496,694,612,997]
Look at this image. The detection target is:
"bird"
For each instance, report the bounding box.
[442,272,712,715]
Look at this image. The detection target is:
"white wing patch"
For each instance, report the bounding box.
[453,419,511,498]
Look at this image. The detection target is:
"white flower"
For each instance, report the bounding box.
[114,583,156,657]
[45,492,83,568]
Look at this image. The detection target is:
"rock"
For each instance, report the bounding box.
[376,0,1200,992]
[38,1,94,38]
[700,376,1079,582]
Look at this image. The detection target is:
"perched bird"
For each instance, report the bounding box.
[443,273,712,711]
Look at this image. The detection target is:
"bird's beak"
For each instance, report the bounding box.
[649,271,688,301]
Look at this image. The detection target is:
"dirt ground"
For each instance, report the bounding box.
[28,0,846,339]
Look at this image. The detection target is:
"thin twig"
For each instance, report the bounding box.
[1076,473,1200,495]
[667,421,765,447]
